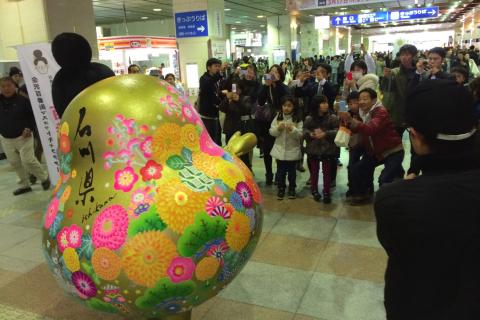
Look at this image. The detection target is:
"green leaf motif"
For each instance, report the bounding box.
[86,297,119,313]
[128,205,166,237]
[78,234,94,260]
[177,212,227,257]
[166,155,186,170]
[136,278,196,309]
[181,147,193,164]
[48,213,64,238]
[179,166,215,192]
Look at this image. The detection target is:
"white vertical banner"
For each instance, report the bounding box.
[17,43,61,184]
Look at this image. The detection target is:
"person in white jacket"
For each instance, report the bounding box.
[269,96,303,200]
[465,53,480,79]
[343,59,379,99]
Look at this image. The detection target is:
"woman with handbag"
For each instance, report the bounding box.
[257,65,291,185]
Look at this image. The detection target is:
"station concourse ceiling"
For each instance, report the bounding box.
[93,0,478,32]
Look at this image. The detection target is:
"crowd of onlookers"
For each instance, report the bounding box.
[201,47,480,319]
[197,44,480,205]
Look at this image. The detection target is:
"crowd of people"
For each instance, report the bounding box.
[196,44,480,205]
[197,46,480,319]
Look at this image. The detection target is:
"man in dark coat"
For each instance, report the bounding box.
[375,79,480,320]
[0,77,50,195]
[198,58,222,145]
[295,62,337,110]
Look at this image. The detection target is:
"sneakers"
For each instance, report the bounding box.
[312,191,322,202]
[13,187,33,196]
[277,189,285,200]
[288,188,296,199]
[41,179,51,190]
[323,193,332,204]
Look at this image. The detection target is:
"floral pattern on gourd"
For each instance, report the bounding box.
[42,77,263,319]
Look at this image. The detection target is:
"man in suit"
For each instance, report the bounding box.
[294,62,337,110]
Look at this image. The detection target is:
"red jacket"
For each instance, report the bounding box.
[353,103,403,160]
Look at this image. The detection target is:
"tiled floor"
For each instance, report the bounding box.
[0,146,403,320]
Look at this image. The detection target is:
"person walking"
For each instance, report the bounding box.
[0,77,50,195]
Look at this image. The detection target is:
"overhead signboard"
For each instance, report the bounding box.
[298,0,394,10]
[175,10,209,38]
[332,6,439,26]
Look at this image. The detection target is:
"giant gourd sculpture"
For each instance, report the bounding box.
[42,35,263,320]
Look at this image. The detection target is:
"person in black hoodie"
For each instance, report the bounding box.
[0,77,50,195]
[198,58,223,145]
[257,64,291,185]
[375,79,480,320]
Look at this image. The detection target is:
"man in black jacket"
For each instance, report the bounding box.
[198,58,222,145]
[375,80,480,320]
[295,62,337,110]
[0,77,50,195]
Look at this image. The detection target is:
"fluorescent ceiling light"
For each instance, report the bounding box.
[224,8,231,11]
[257,15,265,18]
[153,8,162,11]
[235,21,241,23]
[260,24,265,27]
[141,16,148,19]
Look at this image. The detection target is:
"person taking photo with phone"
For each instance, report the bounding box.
[219,80,255,170]
[257,65,291,185]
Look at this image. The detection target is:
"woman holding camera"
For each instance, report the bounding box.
[256,65,291,185]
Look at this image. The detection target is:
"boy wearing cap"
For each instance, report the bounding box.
[375,80,480,319]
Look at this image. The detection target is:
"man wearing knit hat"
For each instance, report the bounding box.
[375,80,480,319]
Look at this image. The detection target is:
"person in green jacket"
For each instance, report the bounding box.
[380,44,418,179]
[381,44,418,137]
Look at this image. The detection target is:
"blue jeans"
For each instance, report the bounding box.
[276,160,297,190]
[350,150,404,196]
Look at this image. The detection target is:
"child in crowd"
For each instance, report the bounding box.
[270,96,303,200]
[304,95,339,203]
[451,67,469,86]
[343,91,366,198]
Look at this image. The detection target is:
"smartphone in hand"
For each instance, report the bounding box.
[346,72,353,81]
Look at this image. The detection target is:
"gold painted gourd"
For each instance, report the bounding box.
[42,75,263,319]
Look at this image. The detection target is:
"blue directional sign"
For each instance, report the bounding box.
[175,10,209,38]
[391,7,439,22]
[331,6,439,26]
